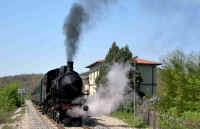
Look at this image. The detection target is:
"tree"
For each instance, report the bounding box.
[117,45,133,63]
[105,42,120,64]
[0,82,23,111]
[156,50,200,114]
[95,42,133,87]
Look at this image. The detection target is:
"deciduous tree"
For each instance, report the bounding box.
[157,50,200,114]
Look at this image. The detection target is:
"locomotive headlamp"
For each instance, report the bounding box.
[83,105,89,111]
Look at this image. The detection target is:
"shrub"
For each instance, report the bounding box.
[159,108,185,129]
[159,108,200,129]
[0,82,23,111]
[182,111,200,128]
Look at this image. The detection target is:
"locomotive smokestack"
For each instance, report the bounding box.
[67,61,73,72]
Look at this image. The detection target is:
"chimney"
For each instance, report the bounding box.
[67,61,73,72]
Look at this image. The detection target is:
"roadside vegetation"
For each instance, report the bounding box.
[155,50,200,129]
[111,109,147,128]
[31,84,41,102]
[0,82,25,128]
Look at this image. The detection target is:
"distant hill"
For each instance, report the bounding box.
[0,74,43,94]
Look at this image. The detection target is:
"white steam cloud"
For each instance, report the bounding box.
[67,63,132,117]
[86,63,131,116]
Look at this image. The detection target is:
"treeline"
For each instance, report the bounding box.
[0,74,43,94]
[156,50,200,128]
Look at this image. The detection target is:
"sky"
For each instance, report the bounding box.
[0,0,200,77]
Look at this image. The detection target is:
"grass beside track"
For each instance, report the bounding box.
[0,105,26,129]
[110,111,148,128]
[0,110,15,124]
[2,125,13,129]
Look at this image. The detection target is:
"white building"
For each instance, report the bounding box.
[84,57,161,96]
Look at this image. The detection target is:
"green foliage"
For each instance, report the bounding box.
[111,111,146,128]
[105,42,132,64]
[105,42,120,64]
[159,108,200,129]
[157,50,200,114]
[159,108,185,129]
[95,42,133,86]
[118,103,133,113]
[2,125,13,129]
[183,111,200,122]
[31,84,40,96]
[0,82,23,111]
[31,84,41,103]
[0,110,14,124]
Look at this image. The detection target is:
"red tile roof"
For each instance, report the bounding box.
[86,59,105,68]
[132,57,161,65]
[86,57,161,68]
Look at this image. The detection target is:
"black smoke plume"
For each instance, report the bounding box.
[63,0,116,61]
[63,3,89,61]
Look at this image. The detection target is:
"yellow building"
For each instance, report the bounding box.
[85,59,104,96]
[80,72,90,95]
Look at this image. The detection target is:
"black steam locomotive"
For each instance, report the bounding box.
[40,61,88,126]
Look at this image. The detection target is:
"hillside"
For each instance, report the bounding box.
[0,74,43,94]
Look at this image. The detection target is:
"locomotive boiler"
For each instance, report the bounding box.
[40,61,88,126]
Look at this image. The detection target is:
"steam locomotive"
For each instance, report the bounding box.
[40,61,88,126]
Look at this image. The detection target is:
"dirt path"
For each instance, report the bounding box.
[83,115,130,129]
[16,104,31,129]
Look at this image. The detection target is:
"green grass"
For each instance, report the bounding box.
[0,110,14,124]
[111,111,147,128]
[0,106,26,125]
[13,106,26,122]
[2,125,13,129]
[16,106,25,115]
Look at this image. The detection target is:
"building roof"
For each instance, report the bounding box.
[132,57,161,65]
[86,57,161,68]
[86,59,105,68]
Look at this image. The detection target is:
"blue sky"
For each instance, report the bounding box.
[0,0,200,77]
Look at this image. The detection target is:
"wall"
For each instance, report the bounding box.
[88,64,101,96]
[137,64,157,95]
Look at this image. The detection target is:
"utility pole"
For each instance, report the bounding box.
[134,72,136,118]
[132,60,137,119]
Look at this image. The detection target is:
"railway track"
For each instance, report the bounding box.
[32,101,92,129]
